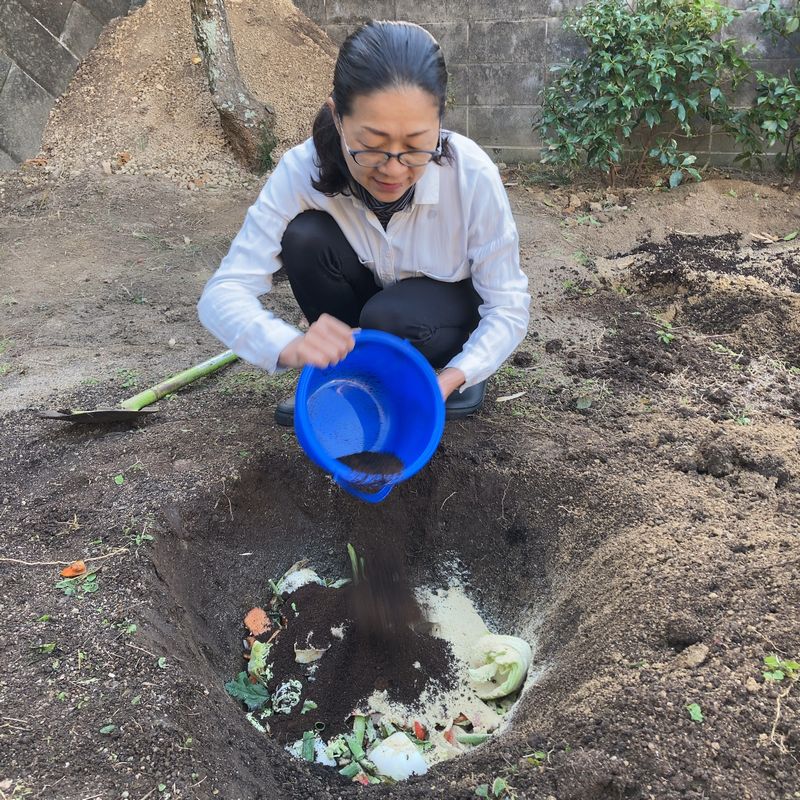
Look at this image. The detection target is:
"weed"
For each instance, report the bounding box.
[763,654,799,683]
[576,212,602,226]
[563,278,597,297]
[727,406,752,426]
[81,377,100,386]
[257,127,278,174]
[0,363,11,377]
[573,249,595,267]
[475,777,516,798]
[725,188,738,198]
[0,338,11,355]
[55,572,99,598]
[656,321,676,345]
[115,368,139,389]
[125,518,155,548]
[524,748,553,768]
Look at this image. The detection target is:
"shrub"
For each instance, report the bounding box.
[728,1,800,176]
[537,0,751,187]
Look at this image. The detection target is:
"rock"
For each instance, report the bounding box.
[568,193,583,209]
[745,677,760,694]
[101,160,113,175]
[589,201,603,212]
[674,643,709,669]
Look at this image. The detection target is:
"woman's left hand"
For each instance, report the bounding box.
[437,367,466,400]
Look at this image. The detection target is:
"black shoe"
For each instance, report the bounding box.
[275,395,295,427]
[445,379,487,420]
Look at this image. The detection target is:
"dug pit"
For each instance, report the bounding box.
[152,441,638,797]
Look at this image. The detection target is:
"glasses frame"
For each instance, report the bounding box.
[337,115,442,168]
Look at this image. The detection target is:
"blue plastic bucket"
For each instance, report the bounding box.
[294,329,445,503]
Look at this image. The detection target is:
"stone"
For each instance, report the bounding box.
[62,1,104,60]
[16,0,72,36]
[0,0,78,97]
[745,676,760,694]
[674,643,709,669]
[75,0,130,24]
[0,64,54,161]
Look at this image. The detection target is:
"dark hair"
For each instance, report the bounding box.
[311,20,453,196]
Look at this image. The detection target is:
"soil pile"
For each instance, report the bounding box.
[41,0,336,188]
[259,582,454,743]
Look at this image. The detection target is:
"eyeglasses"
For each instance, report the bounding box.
[338,117,441,168]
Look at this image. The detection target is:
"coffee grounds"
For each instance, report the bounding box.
[262,582,454,743]
[338,451,405,482]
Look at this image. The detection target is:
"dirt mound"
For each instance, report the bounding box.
[41,0,336,188]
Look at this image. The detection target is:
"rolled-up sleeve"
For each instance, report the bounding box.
[445,165,530,389]
[197,150,309,373]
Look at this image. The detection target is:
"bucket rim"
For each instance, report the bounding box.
[294,329,445,489]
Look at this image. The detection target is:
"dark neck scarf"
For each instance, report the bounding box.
[350,181,415,230]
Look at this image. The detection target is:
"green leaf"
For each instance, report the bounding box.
[157,656,167,669]
[764,669,785,681]
[492,777,508,796]
[786,16,799,33]
[301,700,318,714]
[782,230,798,241]
[225,671,270,712]
[301,730,316,762]
[686,702,704,722]
[764,654,782,668]
[99,724,117,735]
[247,641,272,680]
[669,170,684,188]
[710,87,721,102]
[576,395,592,410]
[475,787,490,799]
[114,474,125,485]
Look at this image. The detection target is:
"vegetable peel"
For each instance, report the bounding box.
[468,634,532,699]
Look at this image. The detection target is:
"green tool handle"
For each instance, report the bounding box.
[120,350,238,411]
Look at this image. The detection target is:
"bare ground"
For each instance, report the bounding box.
[0,169,799,800]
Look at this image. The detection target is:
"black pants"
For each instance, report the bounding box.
[281,210,481,369]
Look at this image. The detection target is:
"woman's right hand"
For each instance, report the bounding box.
[277,313,356,369]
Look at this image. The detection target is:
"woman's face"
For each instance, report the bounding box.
[330,86,441,202]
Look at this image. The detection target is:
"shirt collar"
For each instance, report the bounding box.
[413,162,440,205]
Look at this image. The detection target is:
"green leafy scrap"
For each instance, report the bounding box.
[225,671,270,712]
[686,702,704,722]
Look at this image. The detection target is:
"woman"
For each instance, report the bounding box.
[198,20,530,425]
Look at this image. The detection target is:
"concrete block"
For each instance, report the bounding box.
[469,62,545,106]
[470,105,540,147]
[16,0,71,35]
[62,1,104,60]
[443,105,467,135]
[0,0,77,97]
[325,23,351,46]
[294,0,326,27]
[74,0,129,24]
[327,0,396,25]
[469,0,554,21]
[470,20,547,64]
[480,144,542,164]
[723,10,800,59]
[0,145,18,169]
[0,50,10,93]
[0,63,54,160]
[396,0,469,24]
[292,0,325,25]
[447,63,468,106]
[422,20,469,65]
[545,17,586,66]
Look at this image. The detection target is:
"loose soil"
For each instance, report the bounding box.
[256,581,454,743]
[1,162,799,800]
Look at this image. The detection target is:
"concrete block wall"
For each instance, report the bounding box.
[293,0,799,164]
[0,0,142,167]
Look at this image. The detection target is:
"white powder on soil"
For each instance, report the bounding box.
[360,584,534,766]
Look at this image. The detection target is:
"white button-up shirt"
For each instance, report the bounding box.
[198,131,530,389]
